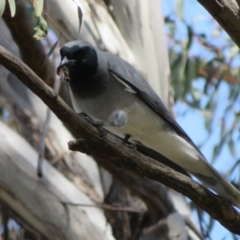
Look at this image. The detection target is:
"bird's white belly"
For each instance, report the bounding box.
[106,101,200,172]
[105,101,161,140]
[69,84,200,173]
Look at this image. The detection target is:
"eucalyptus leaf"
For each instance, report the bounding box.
[47,38,60,59]
[186,25,193,50]
[33,26,44,40]
[212,145,219,163]
[7,0,16,17]
[175,0,184,21]
[234,111,240,122]
[183,58,196,97]
[77,5,83,33]
[33,17,48,40]
[42,36,62,69]
[71,0,83,34]
[171,52,187,100]
[0,0,6,18]
[33,0,44,17]
[228,139,235,157]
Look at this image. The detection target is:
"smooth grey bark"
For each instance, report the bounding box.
[0,121,112,240]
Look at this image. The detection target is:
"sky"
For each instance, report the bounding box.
[161,0,240,239]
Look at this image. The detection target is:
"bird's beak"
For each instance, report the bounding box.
[56,57,76,82]
[57,65,70,82]
[56,56,67,75]
[56,58,63,76]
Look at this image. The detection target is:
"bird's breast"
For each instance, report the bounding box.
[105,99,166,140]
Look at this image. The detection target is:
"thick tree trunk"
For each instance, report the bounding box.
[0,121,113,240]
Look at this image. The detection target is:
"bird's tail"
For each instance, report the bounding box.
[193,160,240,207]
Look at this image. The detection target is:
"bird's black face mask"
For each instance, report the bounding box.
[56,45,98,82]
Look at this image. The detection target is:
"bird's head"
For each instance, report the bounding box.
[57,40,98,82]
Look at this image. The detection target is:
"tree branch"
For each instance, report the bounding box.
[197,0,240,48]
[0,46,240,234]
[3,0,55,85]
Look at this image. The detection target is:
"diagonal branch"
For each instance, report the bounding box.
[0,45,240,234]
[197,0,240,48]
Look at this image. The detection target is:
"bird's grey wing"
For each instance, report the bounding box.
[136,144,191,177]
[106,52,204,159]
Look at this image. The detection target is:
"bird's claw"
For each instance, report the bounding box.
[80,113,107,139]
[125,142,137,149]
[122,134,136,149]
[122,134,131,145]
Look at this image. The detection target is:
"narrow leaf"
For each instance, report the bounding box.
[77,5,83,33]
[212,145,219,163]
[38,16,48,33]
[228,139,235,157]
[186,25,193,50]
[171,52,187,100]
[33,17,47,40]
[72,0,83,33]
[33,0,44,17]
[47,38,59,58]
[33,26,44,40]
[183,58,196,97]
[175,0,184,21]
[0,0,6,18]
[39,0,44,15]
[7,0,16,17]
[42,36,62,69]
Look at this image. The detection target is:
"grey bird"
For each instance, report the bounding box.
[57,40,240,207]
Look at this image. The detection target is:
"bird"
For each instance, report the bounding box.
[57,40,240,207]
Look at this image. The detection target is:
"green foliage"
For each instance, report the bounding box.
[0,0,48,39]
[7,0,16,17]
[32,0,44,17]
[72,0,83,33]
[165,2,240,167]
[0,0,16,18]
[175,0,184,21]
[77,3,82,33]
[31,0,48,40]
[0,0,6,18]
[164,1,240,238]
[33,16,48,40]
[42,35,62,69]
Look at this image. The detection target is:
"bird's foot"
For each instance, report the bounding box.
[122,134,131,145]
[126,142,137,149]
[80,113,107,139]
[122,134,136,149]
